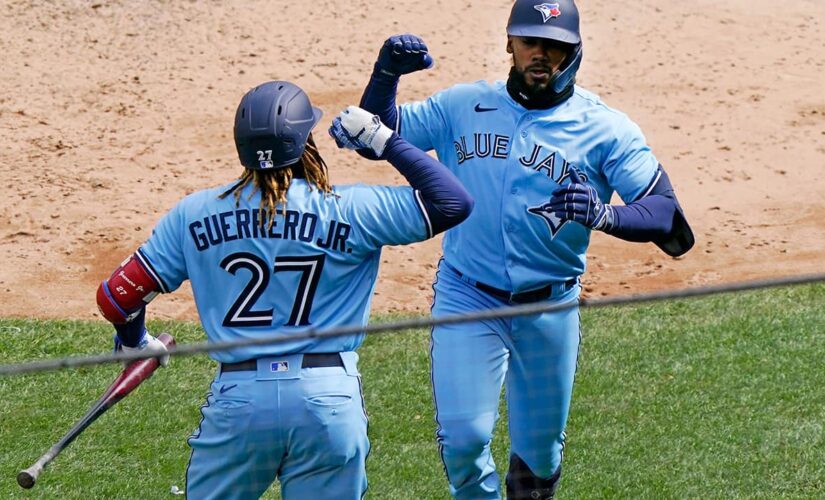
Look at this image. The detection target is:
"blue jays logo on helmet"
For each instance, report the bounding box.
[528,203,567,238]
[534,3,562,22]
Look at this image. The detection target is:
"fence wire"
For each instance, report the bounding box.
[1,272,824,377]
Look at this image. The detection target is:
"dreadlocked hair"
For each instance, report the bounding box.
[219,134,334,229]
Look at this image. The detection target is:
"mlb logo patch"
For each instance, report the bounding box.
[259,160,274,169]
[534,3,562,22]
[271,361,289,372]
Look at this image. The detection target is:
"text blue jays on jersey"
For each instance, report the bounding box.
[188,208,353,253]
[454,133,576,184]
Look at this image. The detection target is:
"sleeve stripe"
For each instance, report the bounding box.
[395,106,401,133]
[639,168,662,199]
[414,189,434,239]
[136,248,170,294]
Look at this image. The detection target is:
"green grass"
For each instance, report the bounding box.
[1,284,824,498]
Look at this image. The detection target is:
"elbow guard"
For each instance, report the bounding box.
[96,253,160,324]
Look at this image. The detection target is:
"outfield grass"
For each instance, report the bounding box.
[1,284,824,499]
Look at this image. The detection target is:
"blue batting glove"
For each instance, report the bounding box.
[328,117,351,149]
[547,169,614,231]
[376,34,435,77]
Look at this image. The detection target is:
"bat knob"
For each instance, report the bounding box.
[17,470,36,489]
[156,332,176,348]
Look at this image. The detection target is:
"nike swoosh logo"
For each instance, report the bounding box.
[219,384,237,394]
[474,103,497,112]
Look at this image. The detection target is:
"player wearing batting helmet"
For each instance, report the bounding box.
[357,0,694,498]
[95,81,472,499]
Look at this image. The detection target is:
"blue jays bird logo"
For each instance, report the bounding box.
[528,202,567,238]
[534,3,562,22]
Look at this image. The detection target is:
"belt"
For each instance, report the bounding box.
[446,262,577,304]
[220,353,344,373]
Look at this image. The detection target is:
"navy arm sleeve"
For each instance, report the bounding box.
[357,68,401,161]
[382,133,473,235]
[605,195,676,241]
[604,166,695,257]
[360,65,400,130]
[113,307,147,347]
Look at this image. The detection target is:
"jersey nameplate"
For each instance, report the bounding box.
[188,209,353,254]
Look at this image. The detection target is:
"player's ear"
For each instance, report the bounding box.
[506,36,513,54]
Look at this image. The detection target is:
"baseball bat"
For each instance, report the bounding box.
[16,332,176,489]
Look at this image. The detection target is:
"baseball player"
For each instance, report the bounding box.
[94,81,472,499]
[357,1,694,498]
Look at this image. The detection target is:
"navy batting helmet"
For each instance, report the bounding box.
[507,0,583,93]
[234,81,323,170]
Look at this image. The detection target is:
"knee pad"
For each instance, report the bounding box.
[505,453,562,500]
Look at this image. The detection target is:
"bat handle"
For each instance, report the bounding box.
[17,448,55,489]
[17,414,85,489]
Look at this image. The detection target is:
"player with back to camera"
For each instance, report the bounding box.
[94,80,472,499]
[357,0,694,498]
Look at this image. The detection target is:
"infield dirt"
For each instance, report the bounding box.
[1,0,823,321]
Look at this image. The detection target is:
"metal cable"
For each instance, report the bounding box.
[1,272,823,376]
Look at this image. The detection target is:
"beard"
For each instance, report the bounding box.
[511,65,552,95]
[506,65,575,110]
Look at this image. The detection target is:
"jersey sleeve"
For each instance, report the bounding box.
[398,88,453,152]
[602,117,660,203]
[344,184,430,250]
[137,201,189,293]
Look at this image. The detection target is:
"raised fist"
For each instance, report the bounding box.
[328,106,394,157]
[375,34,435,77]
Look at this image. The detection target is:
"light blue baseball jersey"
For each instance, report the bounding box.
[138,179,429,362]
[400,81,658,291]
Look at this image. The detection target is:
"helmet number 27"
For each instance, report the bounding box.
[257,150,274,169]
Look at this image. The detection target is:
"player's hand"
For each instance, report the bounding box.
[114,331,170,367]
[375,34,435,77]
[547,169,614,231]
[328,106,394,157]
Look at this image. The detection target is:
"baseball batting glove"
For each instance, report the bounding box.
[547,168,614,231]
[375,33,435,77]
[329,106,394,157]
[114,331,170,367]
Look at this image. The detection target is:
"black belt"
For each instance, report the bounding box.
[447,263,577,304]
[220,353,344,373]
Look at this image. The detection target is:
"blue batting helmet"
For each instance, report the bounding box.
[507,0,583,93]
[234,81,323,170]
